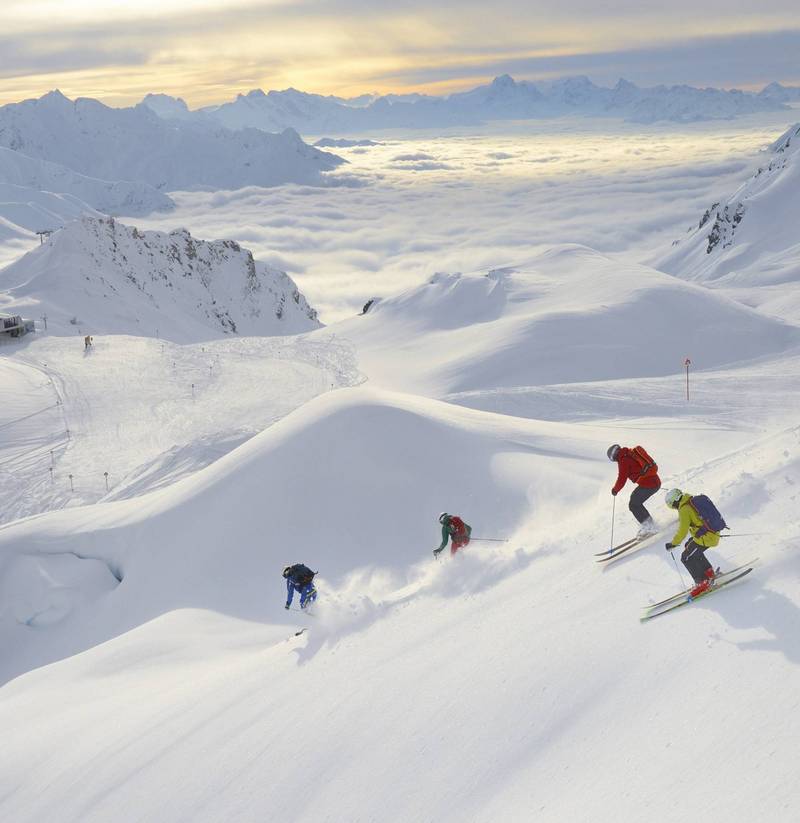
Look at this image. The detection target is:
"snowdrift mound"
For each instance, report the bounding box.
[656,123,800,288]
[0,387,602,684]
[0,90,343,190]
[333,245,800,396]
[0,146,174,217]
[0,215,320,340]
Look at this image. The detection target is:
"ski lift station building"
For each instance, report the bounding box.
[1,314,34,339]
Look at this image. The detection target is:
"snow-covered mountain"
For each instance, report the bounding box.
[655,123,800,294]
[757,82,800,103]
[140,93,194,121]
[0,146,174,216]
[330,245,800,402]
[0,215,320,339]
[142,75,789,135]
[0,91,343,190]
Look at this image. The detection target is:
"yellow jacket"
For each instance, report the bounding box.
[671,493,720,548]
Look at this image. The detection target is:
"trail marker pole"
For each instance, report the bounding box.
[49,467,54,483]
[68,474,74,492]
[684,357,692,401]
[191,383,195,398]
[104,471,109,491]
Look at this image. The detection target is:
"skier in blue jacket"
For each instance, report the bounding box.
[283,564,317,610]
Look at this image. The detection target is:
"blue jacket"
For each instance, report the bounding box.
[286,578,316,608]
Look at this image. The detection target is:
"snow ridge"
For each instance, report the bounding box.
[656,123,800,292]
[0,215,321,340]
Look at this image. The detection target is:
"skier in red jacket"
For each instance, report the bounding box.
[607,444,661,537]
[433,513,472,557]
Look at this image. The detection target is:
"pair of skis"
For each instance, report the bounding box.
[640,558,757,621]
[594,531,663,563]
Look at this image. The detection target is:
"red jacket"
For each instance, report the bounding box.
[612,447,660,494]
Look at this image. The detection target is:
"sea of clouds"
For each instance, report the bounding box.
[9,112,796,324]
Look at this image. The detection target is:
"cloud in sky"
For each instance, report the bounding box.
[0,1,798,105]
[130,114,794,323]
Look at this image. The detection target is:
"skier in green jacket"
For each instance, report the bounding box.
[433,512,472,557]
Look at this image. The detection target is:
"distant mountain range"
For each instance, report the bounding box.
[0,90,344,241]
[0,215,321,340]
[0,90,343,190]
[141,75,799,135]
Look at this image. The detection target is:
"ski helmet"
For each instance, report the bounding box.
[665,488,683,509]
[282,566,292,578]
[438,512,449,524]
[607,444,620,462]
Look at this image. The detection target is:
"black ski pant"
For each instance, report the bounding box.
[681,539,713,584]
[629,483,660,524]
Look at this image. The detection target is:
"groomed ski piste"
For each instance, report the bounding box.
[2,219,800,818]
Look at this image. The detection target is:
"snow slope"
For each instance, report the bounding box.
[0,371,798,822]
[1,123,800,823]
[0,333,360,525]
[0,146,174,217]
[0,91,343,190]
[0,215,321,340]
[657,123,800,286]
[655,123,800,322]
[330,245,800,397]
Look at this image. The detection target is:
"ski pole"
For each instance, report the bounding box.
[610,496,616,553]
[669,549,688,590]
[470,537,509,543]
[719,533,769,538]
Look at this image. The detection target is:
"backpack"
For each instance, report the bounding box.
[290,564,316,587]
[629,445,658,480]
[448,516,468,537]
[688,494,728,534]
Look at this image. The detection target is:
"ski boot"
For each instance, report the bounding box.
[689,567,716,598]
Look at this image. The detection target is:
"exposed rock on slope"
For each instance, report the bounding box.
[0,215,321,340]
[655,123,800,288]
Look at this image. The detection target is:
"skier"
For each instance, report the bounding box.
[607,444,661,537]
[283,563,317,610]
[84,335,93,350]
[433,512,472,557]
[664,488,727,597]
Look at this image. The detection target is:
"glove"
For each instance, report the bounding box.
[433,548,443,558]
[685,539,694,549]
[665,543,675,551]
[284,604,290,610]
[611,489,618,497]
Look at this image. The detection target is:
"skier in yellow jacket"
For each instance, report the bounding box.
[664,488,726,597]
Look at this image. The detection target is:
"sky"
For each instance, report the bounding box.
[0,0,799,107]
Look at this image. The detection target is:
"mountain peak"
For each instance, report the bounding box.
[490,74,516,89]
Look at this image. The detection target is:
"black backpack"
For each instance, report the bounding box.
[290,564,316,587]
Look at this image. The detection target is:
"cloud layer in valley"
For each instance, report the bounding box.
[133,114,794,323]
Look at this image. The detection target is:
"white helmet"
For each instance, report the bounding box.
[438,512,449,524]
[665,488,683,509]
